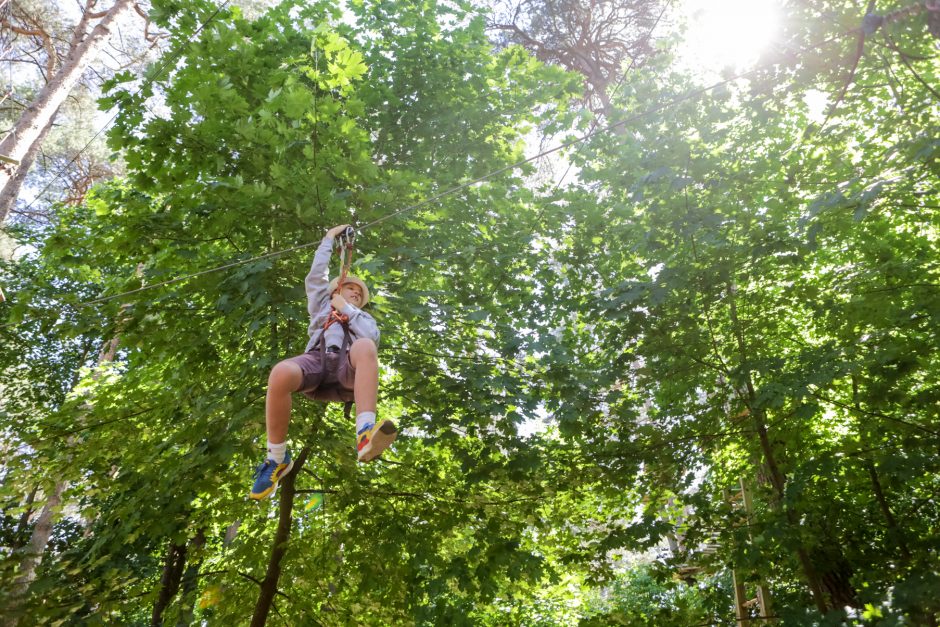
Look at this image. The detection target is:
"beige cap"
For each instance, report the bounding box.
[329,275,370,306]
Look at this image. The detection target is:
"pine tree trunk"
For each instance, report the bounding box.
[0,116,55,222]
[4,480,67,626]
[4,324,130,620]
[0,0,136,223]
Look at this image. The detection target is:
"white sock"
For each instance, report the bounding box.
[356,412,376,434]
[267,440,287,463]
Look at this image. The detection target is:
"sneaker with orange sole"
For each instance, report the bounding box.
[357,420,397,462]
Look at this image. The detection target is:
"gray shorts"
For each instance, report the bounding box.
[285,348,355,403]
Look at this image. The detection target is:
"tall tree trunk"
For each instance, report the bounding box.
[4,326,128,622]
[866,460,911,560]
[852,376,912,561]
[726,281,830,615]
[0,115,55,222]
[151,541,188,626]
[4,480,67,626]
[251,446,311,627]
[0,0,136,223]
[10,486,38,552]
[752,417,830,614]
[852,379,934,624]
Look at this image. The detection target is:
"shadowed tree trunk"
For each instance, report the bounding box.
[726,281,831,615]
[9,486,38,552]
[251,445,311,627]
[151,541,188,626]
[176,529,206,626]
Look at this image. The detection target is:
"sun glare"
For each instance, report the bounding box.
[681,0,781,73]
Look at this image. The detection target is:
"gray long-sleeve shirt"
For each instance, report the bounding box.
[304,235,380,353]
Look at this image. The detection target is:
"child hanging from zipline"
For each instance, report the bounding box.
[250,223,397,500]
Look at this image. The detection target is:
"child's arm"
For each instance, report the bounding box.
[337,302,380,345]
[305,225,349,321]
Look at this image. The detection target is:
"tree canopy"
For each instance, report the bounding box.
[1,0,938,624]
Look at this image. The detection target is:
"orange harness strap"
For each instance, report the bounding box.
[323,308,349,331]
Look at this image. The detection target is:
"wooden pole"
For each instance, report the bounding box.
[732,568,751,627]
[725,486,750,626]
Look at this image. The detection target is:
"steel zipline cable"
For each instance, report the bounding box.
[73,23,874,309]
[6,1,931,314]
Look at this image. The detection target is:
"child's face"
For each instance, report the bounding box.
[341,283,364,307]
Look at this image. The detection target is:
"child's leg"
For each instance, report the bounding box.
[348,338,396,462]
[348,338,378,413]
[251,359,305,499]
[266,360,304,444]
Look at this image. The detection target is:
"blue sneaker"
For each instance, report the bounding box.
[250,452,294,500]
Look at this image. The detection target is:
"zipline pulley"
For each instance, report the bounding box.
[335,226,356,250]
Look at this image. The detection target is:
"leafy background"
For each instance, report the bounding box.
[0,0,938,624]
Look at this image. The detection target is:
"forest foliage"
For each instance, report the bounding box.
[0,0,938,624]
